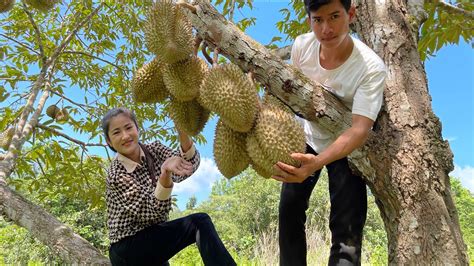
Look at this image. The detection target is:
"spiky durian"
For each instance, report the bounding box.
[168,99,209,136]
[246,101,306,178]
[0,127,14,150]
[46,104,60,119]
[55,108,69,123]
[254,102,306,167]
[0,0,15,13]
[246,131,273,178]
[144,0,193,64]
[132,58,169,103]
[24,0,57,11]
[199,63,258,132]
[163,56,208,102]
[262,93,292,114]
[213,119,250,179]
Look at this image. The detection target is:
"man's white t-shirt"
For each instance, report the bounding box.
[291,32,387,154]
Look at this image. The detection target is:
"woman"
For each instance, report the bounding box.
[103,107,235,265]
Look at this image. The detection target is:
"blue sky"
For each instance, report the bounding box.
[172,1,474,209]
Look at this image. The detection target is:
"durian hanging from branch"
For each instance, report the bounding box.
[0,127,14,150]
[0,0,15,13]
[144,0,193,64]
[199,63,259,133]
[131,57,169,103]
[246,98,306,178]
[167,98,210,136]
[162,56,208,102]
[24,0,58,12]
[213,119,250,179]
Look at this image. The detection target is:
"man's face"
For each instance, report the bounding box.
[308,0,355,50]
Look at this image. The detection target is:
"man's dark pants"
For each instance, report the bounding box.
[279,145,367,266]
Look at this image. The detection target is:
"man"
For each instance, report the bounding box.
[272,0,387,265]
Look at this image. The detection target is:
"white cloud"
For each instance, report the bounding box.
[450,164,474,193]
[174,157,223,195]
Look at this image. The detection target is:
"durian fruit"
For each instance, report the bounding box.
[24,0,58,12]
[0,127,14,150]
[213,119,250,179]
[132,58,169,103]
[163,56,208,102]
[144,0,193,64]
[168,99,210,136]
[199,63,258,132]
[55,108,69,123]
[262,93,292,114]
[246,131,273,178]
[246,101,306,178]
[0,0,15,13]
[46,104,60,119]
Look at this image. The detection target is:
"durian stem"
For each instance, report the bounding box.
[213,47,220,67]
[193,36,202,56]
[202,42,214,65]
[176,1,197,14]
[247,71,256,87]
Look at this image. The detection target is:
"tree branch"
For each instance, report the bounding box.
[0,33,39,55]
[22,3,47,64]
[430,0,474,19]
[50,3,104,62]
[36,124,106,148]
[62,50,129,73]
[273,45,291,60]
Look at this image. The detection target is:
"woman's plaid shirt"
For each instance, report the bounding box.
[106,141,200,243]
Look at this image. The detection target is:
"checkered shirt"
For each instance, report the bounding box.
[106,141,200,243]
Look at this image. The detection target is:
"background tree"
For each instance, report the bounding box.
[0,0,472,264]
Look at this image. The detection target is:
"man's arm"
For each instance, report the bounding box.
[272,114,373,183]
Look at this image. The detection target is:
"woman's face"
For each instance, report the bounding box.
[106,114,140,159]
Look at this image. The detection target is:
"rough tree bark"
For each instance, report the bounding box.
[184,0,468,264]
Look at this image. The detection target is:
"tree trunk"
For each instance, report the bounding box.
[185,0,468,264]
[353,0,467,263]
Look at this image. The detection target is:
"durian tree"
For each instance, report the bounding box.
[179,0,472,264]
[0,0,472,265]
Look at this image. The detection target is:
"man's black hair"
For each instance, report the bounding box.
[304,0,351,16]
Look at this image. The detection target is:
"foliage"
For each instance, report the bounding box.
[419,1,474,60]
[450,177,474,263]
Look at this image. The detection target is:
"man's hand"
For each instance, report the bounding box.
[271,153,323,183]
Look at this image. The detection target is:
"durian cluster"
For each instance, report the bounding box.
[0,127,14,150]
[136,0,305,179]
[132,0,209,136]
[46,105,69,123]
[1,0,59,13]
[0,0,14,13]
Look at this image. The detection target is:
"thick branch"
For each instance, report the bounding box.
[273,45,291,60]
[185,0,376,178]
[430,0,474,19]
[37,124,107,148]
[0,182,110,264]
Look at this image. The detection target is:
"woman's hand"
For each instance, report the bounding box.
[161,156,194,178]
